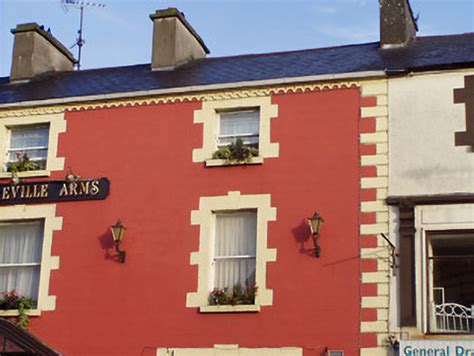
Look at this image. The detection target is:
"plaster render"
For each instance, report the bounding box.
[0,80,363,355]
[389,71,474,196]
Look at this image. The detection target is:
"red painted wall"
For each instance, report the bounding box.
[23,88,361,355]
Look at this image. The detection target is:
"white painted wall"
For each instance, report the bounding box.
[388,70,474,341]
[389,70,474,196]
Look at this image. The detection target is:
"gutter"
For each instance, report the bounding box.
[0,70,386,109]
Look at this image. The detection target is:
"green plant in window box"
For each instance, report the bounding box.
[208,283,258,306]
[212,138,259,163]
[0,290,34,330]
[6,153,42,173]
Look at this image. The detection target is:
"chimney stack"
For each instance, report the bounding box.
[149,8,209,70]
[10,23,77,82]
[380,0,418,48]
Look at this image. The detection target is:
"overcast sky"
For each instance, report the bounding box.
[1,0,473,77]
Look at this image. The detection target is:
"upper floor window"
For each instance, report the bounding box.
[192,96,279,166]
[0,112,66,178]
[217,110,259,149]
[6,125,49,172]
[0,220,44,304]
[214,210,257,290]
[427,231,474,334]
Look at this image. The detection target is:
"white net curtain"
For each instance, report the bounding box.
[218,110,260,147]
[0,221,44,300]
[7,126,49,166]
[214,211,257,289]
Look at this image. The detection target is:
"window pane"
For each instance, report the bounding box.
[215,211,257,257]
[428,233,474,333]
[219,110,259,136]
[0,266,41,300]
[214,211,257,289]
[218,136,259,147]
[215,258,256,289]
[9,126,49,149]
[0,222,44,264]
[7,148,48,163]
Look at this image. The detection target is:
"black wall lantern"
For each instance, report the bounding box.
[111,219,127,263]
[308,212,324,257]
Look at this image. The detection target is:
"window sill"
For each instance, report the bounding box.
[0,170,50,179]
[200,305,260,313]
[205,157,263,167]
[0,309,41,317]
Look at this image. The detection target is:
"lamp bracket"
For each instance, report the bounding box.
[115,241,126,263]
[312,234,321,258]
[380,233,398,275]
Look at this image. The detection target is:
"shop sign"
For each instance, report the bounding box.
[400,340,474,356]
[0,178,109,205]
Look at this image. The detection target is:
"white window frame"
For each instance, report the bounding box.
[425,230,474,334]
[187,191,277,313]
[414,204,474,336]
[216,109,260,148]
[0,220,44,303]
[0,113,66,179]
[0,205,62,316]
[5,124,50,172]
[192,97,279,167]
[211,210,257,291]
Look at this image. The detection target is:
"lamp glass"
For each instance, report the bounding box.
[111,220,126,242]
[308,213,324,235]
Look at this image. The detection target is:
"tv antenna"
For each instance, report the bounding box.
[61,0,105,70]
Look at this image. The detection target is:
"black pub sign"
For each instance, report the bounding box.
[0,178,109,205]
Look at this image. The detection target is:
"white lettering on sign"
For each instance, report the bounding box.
[400,341,474,356]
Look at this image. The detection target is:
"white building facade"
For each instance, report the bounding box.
[387,69,474,351]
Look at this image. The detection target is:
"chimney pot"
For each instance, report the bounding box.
[149,8,209,70]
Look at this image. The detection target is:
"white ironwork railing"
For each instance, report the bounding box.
[431,303,474,333]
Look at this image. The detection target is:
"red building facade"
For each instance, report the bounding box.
[0,79,388,355]
[0,5,409,355]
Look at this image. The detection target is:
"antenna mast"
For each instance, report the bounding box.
[61,0,105,70]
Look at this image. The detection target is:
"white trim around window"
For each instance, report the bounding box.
[0,113,66,179]
[187,191,277,312]
[192,97,279,166]
[0,204,62,316]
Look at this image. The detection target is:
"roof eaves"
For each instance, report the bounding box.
[0,70,387,109]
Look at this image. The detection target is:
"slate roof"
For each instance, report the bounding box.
[1,33,473,105]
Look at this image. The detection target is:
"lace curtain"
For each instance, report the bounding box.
[0,221,43,300]
[7,126,49,163]
[218,110,259,146]
[214,211,257,289]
